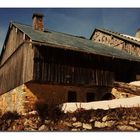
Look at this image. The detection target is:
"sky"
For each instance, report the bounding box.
[1,8,140,52]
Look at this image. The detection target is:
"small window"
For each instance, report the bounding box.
[101,93,115,100]
[136,75,140,80]
[86,92,95,102]
[68,91,77,102]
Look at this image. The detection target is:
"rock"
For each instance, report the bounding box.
[102,115,108,122]
[45,120,51,124]
[13,124,24,131]
[24,119,32,126]
[63,121,72,127]
[38,125,48,131]
[129,121,136,125]
[72,117,77,122]
[114,81,140,96]
[102,115,117,122]
[50,127,54,131]
[128,116,137,120]
[50,121,54,125]
[135,123,140,128]
[36,117,42,122]
[71,128,79,131]
[94,121,106,128]
[117,125,138,131]
[24,119,38,129]
[72,122,82,128]
[117,120,128,125]
[105,121,115,127]
[90,116,98,121]
[60,120,64,123]
[22,113,28,116]
[24,127,37,131]
[28,111,38,115]
[12,125,16,131]
[89,119,94,123]
[7,120,12,125]
[82,123,92,130]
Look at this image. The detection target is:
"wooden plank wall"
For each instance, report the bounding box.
[0,43,34,94]
[0,26,24,66]
[33,46,114,87]
[113,59,138,82]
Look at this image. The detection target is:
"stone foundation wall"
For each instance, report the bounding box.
[0,85,26,114]
[0,83,111,115]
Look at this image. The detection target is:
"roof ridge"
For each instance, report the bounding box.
[46,29,87,39]
[12,21,32,27]
[13,21,87,40]
[96,27,122,35]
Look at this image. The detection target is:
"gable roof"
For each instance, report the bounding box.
[90,28,140,46]
[1,22,140,64]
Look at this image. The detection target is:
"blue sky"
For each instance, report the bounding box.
[1,8,140,52]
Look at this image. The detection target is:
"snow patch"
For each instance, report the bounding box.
[129,81,140,86]
[61,96,140,113]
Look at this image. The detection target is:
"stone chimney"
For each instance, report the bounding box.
[135,28,140,38]
[32,13,44,31]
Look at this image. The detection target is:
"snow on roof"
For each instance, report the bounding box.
[121,34,140,42]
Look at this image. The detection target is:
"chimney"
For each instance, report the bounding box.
[32,13,44,31]
[135,28,140,38]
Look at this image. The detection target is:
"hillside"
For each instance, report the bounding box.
[0,106,140,131]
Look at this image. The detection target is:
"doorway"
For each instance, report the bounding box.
[68,91,77,102]
[86,92,95,102]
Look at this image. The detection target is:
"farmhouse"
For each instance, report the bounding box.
[0,13,140,114]
[91,28,140,81]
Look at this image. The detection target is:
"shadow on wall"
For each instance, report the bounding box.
[25,83,113,108]
[25,83,67,111]
[25,83,67,120]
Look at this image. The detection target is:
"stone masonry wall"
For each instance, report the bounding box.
[0,83,111,115]
[92,31,140,57]
[0,85,26,114]
[0,84,38,115]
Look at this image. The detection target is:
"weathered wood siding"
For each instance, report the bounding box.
[0,25,30,66]
[33,46,114,87]
[92,31,140,57]
[0,43,34,94]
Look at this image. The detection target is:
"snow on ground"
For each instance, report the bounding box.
[129,81,140,86]
[61,96,140,113]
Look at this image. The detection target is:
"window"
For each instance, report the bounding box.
[68,91,77,102]
[101,93,115,100]
[136,75,140,80]
[86,92,95,102]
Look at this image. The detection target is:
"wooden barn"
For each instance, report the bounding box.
[91,28,140,81]
[0,13,140,114]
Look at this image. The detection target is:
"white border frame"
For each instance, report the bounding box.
[0,0,140,7]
